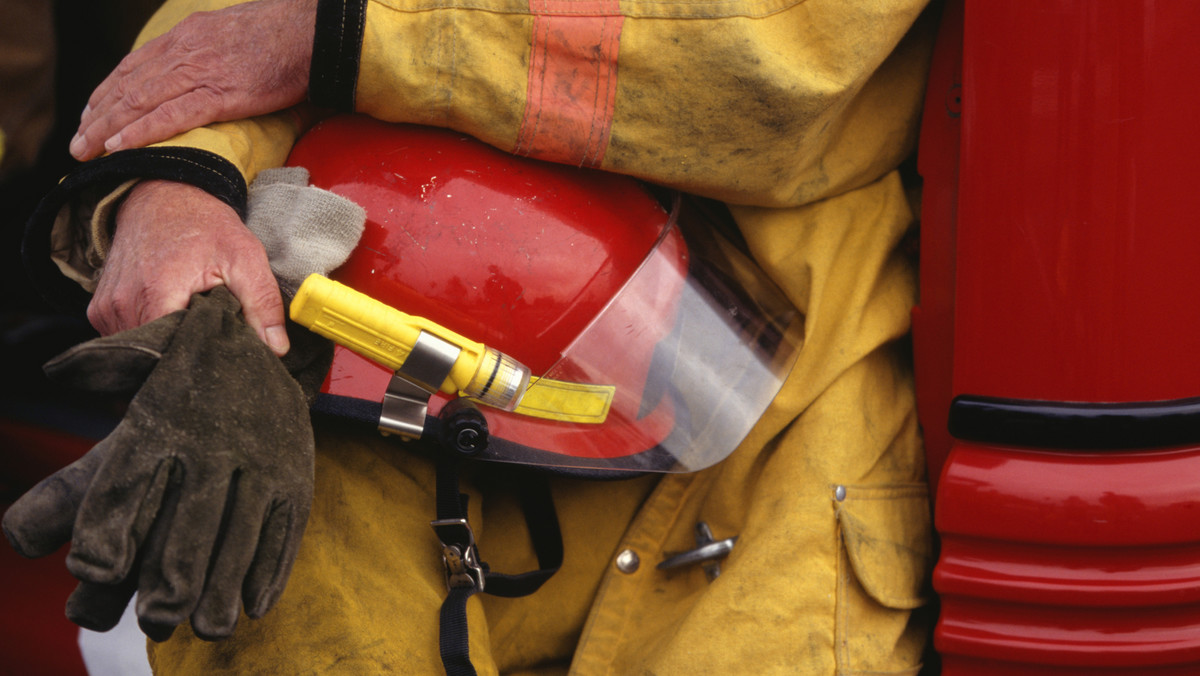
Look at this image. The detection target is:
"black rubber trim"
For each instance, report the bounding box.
[22,147,248,312]
[312,392,662,479]
[948,394,1200,450]
[310,0,368,111]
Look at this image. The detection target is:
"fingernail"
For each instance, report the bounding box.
[80,104,91,120]
[266,325,290,356]
[69,133,85,158]
[104,132,123,153]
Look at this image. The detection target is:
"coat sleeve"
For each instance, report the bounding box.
[311,0,933,207]
[126,0,932,208]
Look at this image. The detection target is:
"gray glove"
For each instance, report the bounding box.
[244,166,365,297]
[3,287,326,641]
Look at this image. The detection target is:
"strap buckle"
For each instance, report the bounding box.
[431,517,485,592]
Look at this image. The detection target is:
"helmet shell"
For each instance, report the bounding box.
[287,115,686,464]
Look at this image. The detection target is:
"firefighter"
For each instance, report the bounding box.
[11,0,937,672]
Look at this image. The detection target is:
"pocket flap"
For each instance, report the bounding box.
[836,483,933,609]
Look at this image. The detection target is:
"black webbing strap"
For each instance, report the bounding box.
[433,453,563,676]
[438,586,477,676]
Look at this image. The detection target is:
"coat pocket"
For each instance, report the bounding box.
[834,483,933,675]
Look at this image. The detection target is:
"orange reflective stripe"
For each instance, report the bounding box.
[515,0,623,167]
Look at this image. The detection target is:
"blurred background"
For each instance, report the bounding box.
[1,2,163,673]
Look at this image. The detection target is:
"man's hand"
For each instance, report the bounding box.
[91,179,290,355]
[69,0,318,162]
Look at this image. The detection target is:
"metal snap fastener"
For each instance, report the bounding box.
[615,549,640,574]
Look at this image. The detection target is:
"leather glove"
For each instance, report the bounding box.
[2,286,329,640]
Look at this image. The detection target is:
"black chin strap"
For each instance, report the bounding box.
[432,452,563,676]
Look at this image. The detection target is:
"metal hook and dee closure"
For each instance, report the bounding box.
[431,515,486,592]
[658,522,738,581]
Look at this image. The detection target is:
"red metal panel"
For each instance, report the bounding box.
[939,656,1200,676]
[933,444,1200,671]
[937,597,1200,668]
[937,444,1200,548]
[954,0,1200,403]
[916,0,1200,672]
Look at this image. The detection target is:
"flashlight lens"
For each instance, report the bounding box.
[465,348,531,411]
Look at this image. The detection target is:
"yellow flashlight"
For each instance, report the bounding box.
[290,274,531,411]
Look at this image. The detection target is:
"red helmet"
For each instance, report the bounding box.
[286,115,799,472]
